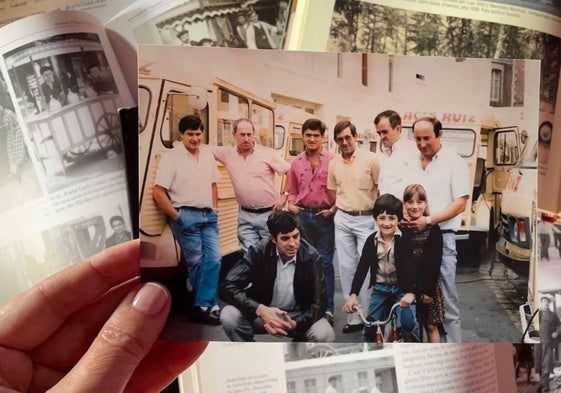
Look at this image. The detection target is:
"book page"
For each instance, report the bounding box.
[0,0,68,27]
[288,0,561,51]
[180,342,518,393]
[0,11,133,302]
[105,0,292,97]
[0,0,138,26]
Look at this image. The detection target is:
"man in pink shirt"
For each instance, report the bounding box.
[212,118,290,251]
[286,118,336,325]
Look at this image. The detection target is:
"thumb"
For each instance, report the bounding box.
[51,282,171,393]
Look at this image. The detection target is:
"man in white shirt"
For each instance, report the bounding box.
[374,109,418,199]
[403,116,469,343]
[153,115,222,325]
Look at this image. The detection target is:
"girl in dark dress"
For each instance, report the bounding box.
[403,184,445,343]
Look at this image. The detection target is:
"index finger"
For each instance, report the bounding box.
[0,240,140,350]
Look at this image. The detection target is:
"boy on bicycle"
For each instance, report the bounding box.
[342,193,420,342]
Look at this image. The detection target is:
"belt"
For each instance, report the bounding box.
[179,206,213,213]
[339,208,374,216]
[241,206,273,214]
[298,206,331,213]
[441,229,456,234]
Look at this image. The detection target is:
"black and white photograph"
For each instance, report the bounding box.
[284,344,397,393]
[133,0,291,49]
[536,215,561,392]
[0,73,42,208]
[138,45,539,344]
[326,0,554,57]
[3,32,125,193]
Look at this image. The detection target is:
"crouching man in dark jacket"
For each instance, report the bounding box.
[219,211,336,342]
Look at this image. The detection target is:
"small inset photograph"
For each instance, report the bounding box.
[104,212,133,249]
[3,32,125,193]
[284,343,397,393]
[535,291,561,393]
[134,0,291,49]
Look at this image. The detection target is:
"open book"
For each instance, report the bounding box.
[0,0,293,303]
[0,10,134,303]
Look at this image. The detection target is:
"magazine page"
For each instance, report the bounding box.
[139,44,539,343]
[0,10,134,303]
[179,342,517,393]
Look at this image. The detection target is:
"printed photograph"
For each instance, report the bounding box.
[0,73,42,208]
[3,32,125,193]
[133,0,291,49]
[513,343,540,392]
[536,215,561,392]
[139,45,538,343]
[284,343,397,393]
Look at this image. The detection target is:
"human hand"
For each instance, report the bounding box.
[256,305,296,337]
[316,209,334,218]
[342,294,359,313]
[273,195,288,211]
[402,216,427,232]
[399,293,415,308]
[420,294,433,304]
[0,240,207,393]
[287,204,300,215]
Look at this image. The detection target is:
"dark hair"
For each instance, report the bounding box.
[267,211,299,238]
[302,118,326,135]
[403,184,430,216]
[333,120,357,139]
[541,296,551,303]
[178,115,204,134]
[233,118,254,133]
[373,193,403,221]
[412,116,442,137]
[109,215,125,227]
[328,376,337,383]
[40,66,53,75]
[374,110,401,128]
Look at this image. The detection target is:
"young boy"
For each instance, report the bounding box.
[342,193,420,342]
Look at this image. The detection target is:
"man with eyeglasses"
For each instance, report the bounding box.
[327,120,380,333]
[286,118,336,325]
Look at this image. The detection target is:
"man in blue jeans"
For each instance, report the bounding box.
[153,115,222,325]
[286,118,336,325]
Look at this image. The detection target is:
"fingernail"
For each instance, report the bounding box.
[132,282,169,315]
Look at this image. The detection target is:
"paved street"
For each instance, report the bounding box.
[162,238,529,343]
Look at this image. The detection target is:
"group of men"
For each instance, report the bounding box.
[153,109,469,343]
